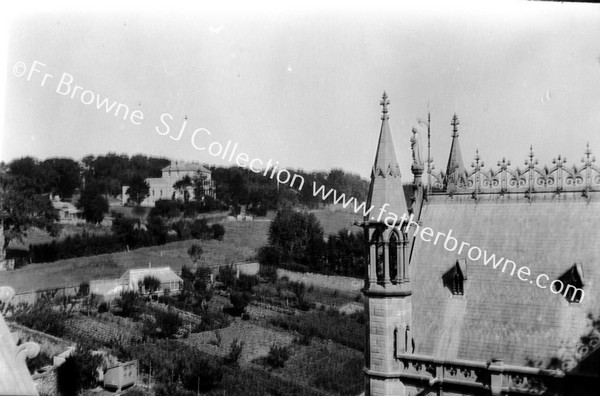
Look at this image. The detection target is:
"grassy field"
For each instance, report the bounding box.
[311,209,362,236]
[2,221,270,293]
[3,207,360,293]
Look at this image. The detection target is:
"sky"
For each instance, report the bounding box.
[1,1,600,180]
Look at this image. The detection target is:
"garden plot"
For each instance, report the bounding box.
[182,320,294,363]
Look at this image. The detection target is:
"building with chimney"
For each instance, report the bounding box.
[362,92,600,395]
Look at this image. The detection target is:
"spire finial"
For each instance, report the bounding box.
[451,113,460,137]
[582,142,596,167]
[471,149,484,170]
[380,91,390,120]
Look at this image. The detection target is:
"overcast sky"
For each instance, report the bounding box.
[1,1,600,179]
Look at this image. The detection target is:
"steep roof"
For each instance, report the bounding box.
[366,92,409,222]
[444,114,466,191]
[410,193,600,367]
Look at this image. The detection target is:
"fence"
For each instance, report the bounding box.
[10,284,81,306]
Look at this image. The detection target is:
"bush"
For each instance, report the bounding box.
[223,338,244,365]
[172,220,191,240]
[191,309,230,332]
[98,302,109,313]
[296,298,312,311]
[56,347,103,396]
[142,275,162,295]
[154,308,183,338]
[11,300,69,338]
[190,219,210,239]
[235,274,259,292]
[149,199,181,218]
[229,291,251,316]
[187,244,203,263]
[289,281,305,300]
[257,245,283,267]
[218,265,236,289]
[180,353,224,392]
[146,216,168,245]
[115,291,144,319]
[77,282,90,298]
[154,382,196,396]
[258,264,278,283]
[266,344,291,369]
[210,223,225,240]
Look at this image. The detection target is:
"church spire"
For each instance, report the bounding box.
[366,92,408,222]
[445,113,466,192]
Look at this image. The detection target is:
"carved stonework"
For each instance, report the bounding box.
[431,144,600,196]
[396,353,562,396]
[0,285,40,395]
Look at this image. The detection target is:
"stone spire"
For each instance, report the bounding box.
[366,92,409,222]
[445,113,466,191]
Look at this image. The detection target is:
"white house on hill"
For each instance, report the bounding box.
[122,160,215,207]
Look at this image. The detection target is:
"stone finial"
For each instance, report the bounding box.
[380,91,390,120]
[451,113,460,138]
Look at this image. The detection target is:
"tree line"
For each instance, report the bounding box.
[258,209,367,278]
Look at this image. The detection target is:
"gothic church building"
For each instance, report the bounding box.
[362,92,600,396]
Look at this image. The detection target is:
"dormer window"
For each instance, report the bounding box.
[558,263,585,303]
[453,270,464,295]
[443,259,467,296]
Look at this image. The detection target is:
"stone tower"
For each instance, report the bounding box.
[362,92,413,396]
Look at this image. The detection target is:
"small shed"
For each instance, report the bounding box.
[103,360,138,392]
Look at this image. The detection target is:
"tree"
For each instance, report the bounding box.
[266,209,325,270]
[192,171,208,199]
[173,175,192,203]
[56,346,103,396]
[1,168,58,261]
[126,174,150,206]
[266,344,291,369]
[43,158,81,198]
[143,275,162,295]
[116,291,144,319]
[187,244,203,264]
[7,157,49,193]
[210,223,225,240]
[147,216,168,244]
[223,338,244,365]
[229,291,251,316]
[79,181,109,223]
[149,199,180,219]
[154,308,182,338]
[218,265,236,290]
[11,299,69,337]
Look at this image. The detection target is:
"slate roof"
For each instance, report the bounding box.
[410,192,600,367]
[162,162,211,173]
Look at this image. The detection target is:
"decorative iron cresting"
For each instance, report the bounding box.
[430,144,599,197]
